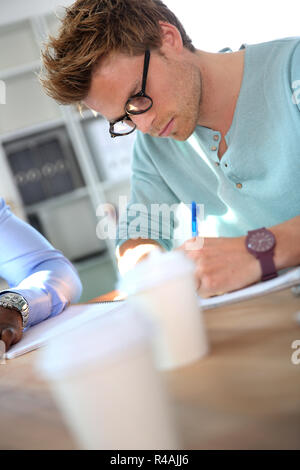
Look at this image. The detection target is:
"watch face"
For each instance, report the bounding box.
[247,230,275,252]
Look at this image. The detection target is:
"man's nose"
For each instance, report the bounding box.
[130,111,156,134]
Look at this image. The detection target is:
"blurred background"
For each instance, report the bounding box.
[0,0,299,301]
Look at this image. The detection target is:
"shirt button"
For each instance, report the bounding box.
[236,183,243,189]
[211,146,217,151]
[224,163,228,168]
[213,135,219,141]
[215,162,220,167]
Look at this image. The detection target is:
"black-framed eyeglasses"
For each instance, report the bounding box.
[109,50,153,138]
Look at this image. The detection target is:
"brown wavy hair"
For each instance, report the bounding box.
[40,0,195,106]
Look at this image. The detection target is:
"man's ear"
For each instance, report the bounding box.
[158,21,184,55]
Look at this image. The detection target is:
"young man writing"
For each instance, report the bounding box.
[40,0,300,297]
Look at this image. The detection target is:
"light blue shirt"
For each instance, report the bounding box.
[117,37,300,250]
[0,198,82,327]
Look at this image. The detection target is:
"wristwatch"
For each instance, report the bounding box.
[246,228,278,281]
[0,292,29,329]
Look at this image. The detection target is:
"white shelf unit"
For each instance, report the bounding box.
[0,11,133,300]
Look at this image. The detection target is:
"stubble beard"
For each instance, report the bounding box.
[172,66,203,142]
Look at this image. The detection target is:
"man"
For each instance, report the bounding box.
[0,198,82,351]
[40,0,300,297]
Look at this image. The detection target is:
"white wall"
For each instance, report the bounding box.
[0,0,73,26]
[165,0,300,52]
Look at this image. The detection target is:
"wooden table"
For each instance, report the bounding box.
[0,289,300,450]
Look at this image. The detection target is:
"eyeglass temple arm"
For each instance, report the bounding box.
[141,50,150,94]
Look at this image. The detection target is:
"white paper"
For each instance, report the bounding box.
[6,302,124,359]
[198,266,300,309]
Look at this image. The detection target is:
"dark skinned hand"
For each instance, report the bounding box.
[0,307,23,351]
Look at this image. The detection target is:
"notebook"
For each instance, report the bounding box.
[6,301,125,360]
[5,266,300,359]
[198,266,300,309]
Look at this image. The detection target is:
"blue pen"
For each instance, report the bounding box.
[191,201,198,238]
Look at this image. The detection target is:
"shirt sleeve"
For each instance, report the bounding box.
[291,40,300,112]
[0,198,82,327]
[116,132,180,252]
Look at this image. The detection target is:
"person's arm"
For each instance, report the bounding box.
[0,199,82,350]
[116,131,179,276]
[178,216,300,298]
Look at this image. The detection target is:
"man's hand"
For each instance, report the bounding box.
[117,238,164,276]
[177,236,261,297]
[0,307,23,351]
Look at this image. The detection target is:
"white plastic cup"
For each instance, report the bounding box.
[118,250,209,371]
[36,305,179,450]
